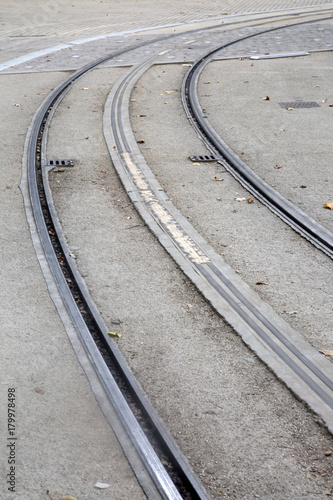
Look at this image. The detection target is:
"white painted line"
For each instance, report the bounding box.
[250,51,310,59]
[0,43,73,71]
[158,49,171,56]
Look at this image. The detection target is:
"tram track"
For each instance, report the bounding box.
[21,8,333,499]
[182,17,333,259]
[24,33,214,500]
[104,14,333,429]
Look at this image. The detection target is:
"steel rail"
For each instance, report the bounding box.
[104,20,333,433]
[182,16,333,258]
[28,88,182,500]
[109,57,333,401]
[24,12,333,499]
[25,29,223,500]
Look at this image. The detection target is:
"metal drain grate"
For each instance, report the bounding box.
[279,101,320,109]
[189,154,217,162]
[47,159,75,166]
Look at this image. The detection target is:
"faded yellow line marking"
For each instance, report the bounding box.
[122,152,210,265]
[148,198,209,264]
[123,152,150,191]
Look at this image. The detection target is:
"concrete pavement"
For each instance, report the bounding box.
[1,1,333,499]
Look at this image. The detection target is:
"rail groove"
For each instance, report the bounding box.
[182,16,333,258]
[25,40,213,500]
[21,10,333,500]
[104,17,333,433]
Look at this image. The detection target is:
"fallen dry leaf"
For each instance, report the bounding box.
[95,482,110,489]
[329,103,333,107]
[192,162,200,166]
[204,81,211,84]
[57,497,79,500]
[322,98,327,103]
[244,81,249,83]
[262,96,270,100]
[323,203,333,210]
[319,350,333,356]
[137,140,145,144]
[256,281,269,285]
[47,492,78,500]
[14,103,22,107]
[107,331,122,339]
[235,197,247,202]
[35,387,45,394]
[214,176,224,181]
[81,87,89,90]
[325,450,333,456]
[164,101,168,104]
[164,90,174,94]
[274,164,283,169]
[248,198,254,203]
[287,107,294,111]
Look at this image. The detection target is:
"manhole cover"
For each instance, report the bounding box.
[279,101,320,109]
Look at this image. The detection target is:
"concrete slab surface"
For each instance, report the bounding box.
[0,72,147,499]
[1,1,333,499]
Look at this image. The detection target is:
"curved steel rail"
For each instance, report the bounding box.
[25,43,211,500]
[182,16,333,258]
[103,19,333,433]
[23,11,333,500]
